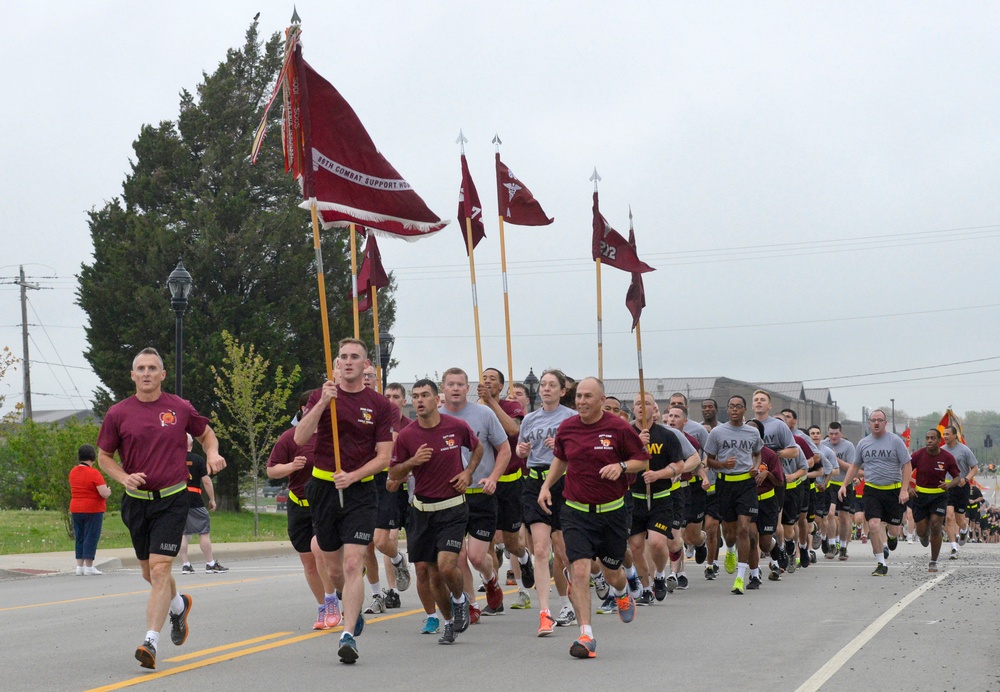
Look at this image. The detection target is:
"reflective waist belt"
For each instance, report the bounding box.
[706,484,716,493]
[785,478,803,489]
[412,495,466,512]
[528,467,550,480]
[126,481,187,501]
[565,498,625,514]
[866,482,902,491]
[288,490,309,507]
[498,469,523,483]
[915,485,945,495]
[186,487,202,494]
[670,480,683,491]
[465,487,484,494]
[312,467,374,483]
[827,480,844,487]
[632,488,671,500]
[758,488,775,500]
[719,472,751,482]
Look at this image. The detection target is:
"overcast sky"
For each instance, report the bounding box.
[3,1,999,425]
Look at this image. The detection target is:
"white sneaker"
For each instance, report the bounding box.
[84,566,102,576]
[685,545,695,559]
[75,566,84,576]
[555,604,576,626]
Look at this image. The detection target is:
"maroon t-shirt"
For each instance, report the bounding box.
[306,386,395,474]
[267,427,315,498]
[500,399,526,474]
[553,411,651,505]
[391,415,479,500]
[911,448,959,490]
[757,446,784,496]
[97,392,209,491]
[794,434,817,468]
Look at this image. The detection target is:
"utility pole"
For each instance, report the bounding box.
[17,265,39,421]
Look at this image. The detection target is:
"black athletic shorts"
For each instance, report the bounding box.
[717,477,758,523]
[407,501,469,564]
[465,492,498,542]
[756,493,780,535]
[666,489,684,530]
[121,490,189,560]
[910,491,947,524]
[522,472,564,530]
[830,483,854,514]
[782,485,803,525]
[374,472,402,531]
[286,496,315,553]
[629,495,673,537]
[183,506,211,536]
[947,483,970,514]
[561,503,629,569]
[705,490,720,521]
[686,483,707,525]
[495,476,524,533]
[813,487,830,517]
[308,477,376,552]
[803,480,815,519]
[862,486,905,525]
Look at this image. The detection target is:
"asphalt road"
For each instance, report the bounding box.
[2,541,999,691]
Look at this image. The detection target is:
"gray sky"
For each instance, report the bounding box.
[3,1,999,424]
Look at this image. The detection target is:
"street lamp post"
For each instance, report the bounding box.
[890,398,896,434]
[378,330,395,393]
[523,368,539,412]
[167,260,193,398]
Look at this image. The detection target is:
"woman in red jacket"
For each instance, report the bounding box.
[69,444,112,575]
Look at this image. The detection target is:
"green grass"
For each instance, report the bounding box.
[0,509,289,555]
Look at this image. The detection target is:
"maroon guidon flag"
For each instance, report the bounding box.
[624,224,648,331]
[495,154,553,226]
[591,192,654,274]
[355,232,390,312]
[259,38,448,239]
[458,153,486,255]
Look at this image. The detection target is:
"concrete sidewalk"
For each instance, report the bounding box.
[0,541,294,579]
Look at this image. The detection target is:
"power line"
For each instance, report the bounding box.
[803,355,1000,383]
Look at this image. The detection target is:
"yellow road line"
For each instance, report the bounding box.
[165,632,294,662]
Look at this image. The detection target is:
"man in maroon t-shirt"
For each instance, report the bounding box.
[390,379,483,645]
[910,428,961,571]
[294,338,394,664]
[97,347,226,670]
[538,377,650,660]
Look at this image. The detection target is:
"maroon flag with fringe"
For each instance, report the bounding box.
[355,232,390,312]
[495,154,553,226]
[458,153,486,255]
[591,192,654,273]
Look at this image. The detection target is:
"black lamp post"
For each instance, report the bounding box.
[523,368,539,412]
[167,259,193,398]
[379,330,395,393]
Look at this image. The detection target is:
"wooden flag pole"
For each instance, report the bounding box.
[636,319,651,511]
[349,224,360,339]
[372,285,383,394]
[458,130,485,378]
[309,200,343,505]
[493,135,515,385]
[591,167,603,380]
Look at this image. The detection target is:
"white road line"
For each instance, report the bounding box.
[796,570,953,692]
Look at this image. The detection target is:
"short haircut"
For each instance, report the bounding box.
[808,425,821,434]
[412,378,439,396]
[781,408,797,419]
[132,347,164,370]
[441,367,468,384]
[927,428,942,440]
[579,376,605,394]
[946,425,959,436]
[669,403,688,415]
[78,444,96,462]
[752,389,771,402]
[669,392,688,404]
[337,337,368,358]
[483,367,505,385]
[703,398,718,407]
[297,389,314,409]
[605,396,621,406]
[729,394,747,407]
[385,383,406,397]
[510,382,528,395]
[541,368,568,389]
[829,421,843,431]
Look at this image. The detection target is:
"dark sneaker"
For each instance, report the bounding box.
[653,576,668,601]
[746,575,762,590]
[883,546,889,560]
[383,589,401,609]
[694,543,708,564]
[482,604,505,616]
[704,567,716,581]
[520,555,535,589]
[809,550,818,564]
[879,563,888,576]
[205,561,229,573]
[453,597,471,633]
[181,563,194,575]
[777,550,789,571]
[768,570,781,582]
[438,622,456,645]
[839,547,848,561]
[665,574,678,593]
[636,589,654,606]
[616,593,636,623]
[677,574,689,590]
[871,563,888,577]
[596,594,617,614]
[821,538,830,555]
[506,570,516,586]
[887,534,898,551]
[337,633,359,664]
[351,613,365,637]
[958,531,968,547]
[799,550,810,569]
[135,638,156,669]
[570,635,597,659]
[392,553,411,592]
[812,533,821,550]
[920,533,929,548]
[928,561,938,573]
[626,572,642,599]
[169,594,192,646]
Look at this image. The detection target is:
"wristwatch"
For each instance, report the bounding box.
[619,461,628,472]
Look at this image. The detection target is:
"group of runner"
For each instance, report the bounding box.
[97,342,991,667]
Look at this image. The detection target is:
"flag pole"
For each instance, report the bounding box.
[493,134,515,386]
[458,130,485,377]
[591,167,603,380]
[372,285,383,394]
[309,199,344,505]
[350,224,360,339]
[629,207,651,511]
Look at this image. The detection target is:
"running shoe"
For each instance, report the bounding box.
[821,538,830,555]
[556,604,577,626]
[777,550,789,571]
[724,551,738,574]
[887,534,898,551]
[469,603,481,624]
[665,574,678,593]
[677,574,689,590]
[825,549,835,560]
[453,598,471,633]
[928,561,938,573]
[950,547,959,560]
[495,544,506,568]
[731,577,745,595]
[337,633,359,664]
[809,550,818,564]
[839,548,848,561]
[871,564,886,577]
[538,610,555,636]
[383,588,401,609]
[694,543,708,564]
[205,561,229,573]
[812,533,821,550]
[596,594,617,614]
[84,566,102,575]
[169,594,192,646]
[181,563,195,575]
[477,582,487,593]
[364,593,386,615]
[438,623,456,645]
[798,550,810,570]
[510,590,531,609]
[593,573,610,600]
[135,638,156,669]
[636,589,654,606]
[314,604,330,630]
[421,615,440,634]
[653,576,668,600]
[920,533,929,548]
[883,546,889,560]
[746,575,762,590]
[570,634,597,659]
[351,613,365,637]
[520,555,535,589]
[506,570,516,586]
[768,569,781,582]
[626,572,642,599]
[713,564,720,575]
[482,604,505,616]
[616,592,636,623]
[860,533,868,544]
[393,553,411,592]
[324,595,342,629]
[704,566,716,581]
[958,531,968,547]
[685,544,695,559]
[485,576,504,610]
[786,553,797,574]
[75,566,84,576]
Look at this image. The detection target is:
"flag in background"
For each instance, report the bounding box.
[355,232,390,312]
[624,221,648,331]
[458,154,486,255]
[592,192,654,274]
[495,155,553,226]
[900,427,911,449]
[936,408,966,444]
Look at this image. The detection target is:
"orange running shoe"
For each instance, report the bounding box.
[538,610,555,637]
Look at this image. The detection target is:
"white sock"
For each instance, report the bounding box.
[625,565,638,580]
[453,593,466,605]
[206,560,216,567]
[370,581,382,597]
[750,568,761,578]
[736,563,748,579]
[611,584,627,598]
[145,630,159,648]
[518,551,530,566]
[391,553,404,566]
[182,562,192,568]
[654,570,665,580]
[878,554,887,565]
[581,624,593,637]
[169,594,184,615]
